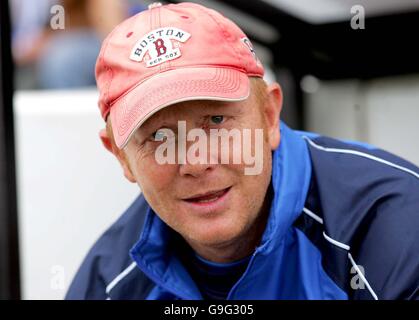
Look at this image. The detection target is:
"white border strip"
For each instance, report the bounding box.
[105,261,137,295]
[303,207,324,224]
[303,207,379,300]
[303,136,419,179]
[323,231,351,251]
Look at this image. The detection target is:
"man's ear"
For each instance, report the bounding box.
[263,82,283,150]
[99,128,114,154]
[99,128,136,183]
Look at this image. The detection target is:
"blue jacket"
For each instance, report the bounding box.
[66,122,419,300]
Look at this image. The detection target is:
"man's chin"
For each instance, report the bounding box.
[184,224,243,248]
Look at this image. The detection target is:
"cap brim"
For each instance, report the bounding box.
[109,67,250,149]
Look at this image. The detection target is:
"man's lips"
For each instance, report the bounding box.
[182,187,231,203]
[180,186,232,213]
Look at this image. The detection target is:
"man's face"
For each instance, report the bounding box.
[118,81,282,249]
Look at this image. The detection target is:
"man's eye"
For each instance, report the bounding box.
[210,115,224,124]
[151,130,165,141]
[150,128,174,141]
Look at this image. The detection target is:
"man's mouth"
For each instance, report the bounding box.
[183,187,231,204]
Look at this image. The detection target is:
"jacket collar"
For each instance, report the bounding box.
[258,122,312,254]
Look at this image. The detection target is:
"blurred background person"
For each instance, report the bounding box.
[12,0,146,89]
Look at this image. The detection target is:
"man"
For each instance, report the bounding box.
[66,2,419,300]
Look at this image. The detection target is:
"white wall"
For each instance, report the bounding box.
[14,90,140,300]
[304,74,419,166]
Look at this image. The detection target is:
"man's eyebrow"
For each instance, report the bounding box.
[202,101,236,108]
[140,119,180,135]
[199,101,245,114]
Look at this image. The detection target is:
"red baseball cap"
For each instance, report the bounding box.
[96,2,264,148]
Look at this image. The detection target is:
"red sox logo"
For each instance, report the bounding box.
[130,27,191,67]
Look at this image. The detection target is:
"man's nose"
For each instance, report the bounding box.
[177,123,219,177]
[179,161,215,178]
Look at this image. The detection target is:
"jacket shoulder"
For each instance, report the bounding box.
[296,133,419,299]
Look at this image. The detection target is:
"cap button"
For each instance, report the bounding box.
[148,2,162,10]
